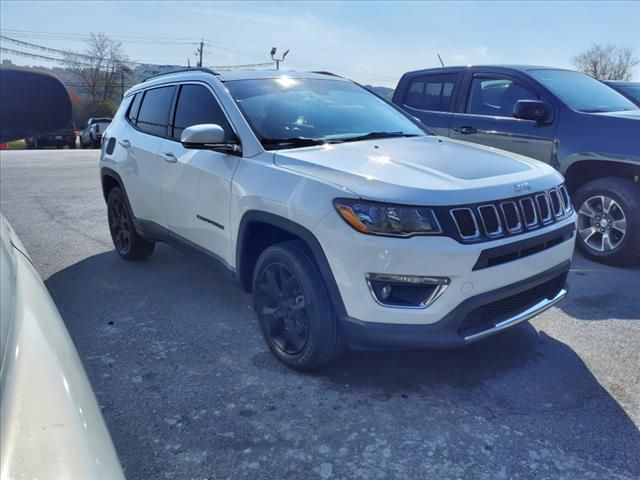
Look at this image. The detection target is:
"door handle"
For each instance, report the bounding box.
[453,126,477,135]
[161,152,177,163]
[118,139,131,148]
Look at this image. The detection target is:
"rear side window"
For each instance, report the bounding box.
[172,84,231,140]
[127,93,142,124]
[467,77,538,117]
[404,74,456,112]
[136,86,175,137]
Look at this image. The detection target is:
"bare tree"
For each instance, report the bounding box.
[573,43,638,81]
[66,33,130,103]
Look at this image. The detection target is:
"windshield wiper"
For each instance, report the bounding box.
[260,137,333,149]
[580,108,616,113]
[338,131,420,143]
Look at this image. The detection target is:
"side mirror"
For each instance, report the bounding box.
[180,124,241,153]
[513,100,551,123]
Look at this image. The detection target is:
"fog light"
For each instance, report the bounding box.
[366,273,449,308]
[380,285,392,300]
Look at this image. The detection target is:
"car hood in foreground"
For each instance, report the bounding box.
[274,136,563,205]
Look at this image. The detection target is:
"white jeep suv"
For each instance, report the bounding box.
[99,68,576,369]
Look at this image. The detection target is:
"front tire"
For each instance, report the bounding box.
[574,177,640,265]
[252,241,345,370]
[107,187,155,260]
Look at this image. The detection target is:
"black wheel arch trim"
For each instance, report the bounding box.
[101,167,144,236]
[236,210,349,321]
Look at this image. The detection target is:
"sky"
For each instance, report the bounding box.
[1,1,639,87]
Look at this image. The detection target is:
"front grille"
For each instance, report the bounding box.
[446,186,571,243]
[457,273,566,337]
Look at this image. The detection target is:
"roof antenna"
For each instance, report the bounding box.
[437,54,445,67]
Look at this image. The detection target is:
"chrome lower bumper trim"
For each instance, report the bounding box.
[463,288,568,342]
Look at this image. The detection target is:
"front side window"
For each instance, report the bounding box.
[172,84,231,140]
[225,77,426,149]
[136,86,175,137]
[467,77,538,117]
[529,69,637,112]
[404,74,456,112]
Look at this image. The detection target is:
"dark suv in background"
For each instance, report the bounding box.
[393,66,640,265]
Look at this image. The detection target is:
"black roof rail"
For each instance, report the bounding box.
[310,70,343,78]
[143,67,219,82]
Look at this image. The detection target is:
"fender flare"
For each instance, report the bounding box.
[236,210,348,321]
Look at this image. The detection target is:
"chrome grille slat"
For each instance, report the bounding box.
[450,208,480,240]
[536,193,553,224]
[478,204,503,237]
[548,188,564,217]
[559,185,572,213]
[500,201,523,233]
[519,197,539,229]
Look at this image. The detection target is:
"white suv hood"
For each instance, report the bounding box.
[274,135,564,205]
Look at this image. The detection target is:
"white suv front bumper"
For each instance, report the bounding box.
[314,212,576,348]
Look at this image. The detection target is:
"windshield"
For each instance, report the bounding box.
[529,69,638,113]
[616,84,640,104]
[225,77,427,149]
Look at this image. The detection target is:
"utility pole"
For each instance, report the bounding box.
[196,40,204,67]
[121,69,124,98]
[270,47,289,70]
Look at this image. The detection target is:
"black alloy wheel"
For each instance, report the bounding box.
[107,187,155,260]
[108,193,131,255]
[255,262,310,355]
[252,241,345,369]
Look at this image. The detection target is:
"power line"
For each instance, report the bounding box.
[0,46,272,71]
[1,28,398,82]
[0,46,83,66]
[0,28,200,45]
[1,35,91,59]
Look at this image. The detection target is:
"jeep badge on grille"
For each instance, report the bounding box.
[514,182,532,192]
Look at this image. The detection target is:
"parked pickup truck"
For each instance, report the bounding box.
[393,66,640,265]
[80,117,112,148]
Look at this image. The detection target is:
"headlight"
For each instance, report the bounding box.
[334,198,442,237]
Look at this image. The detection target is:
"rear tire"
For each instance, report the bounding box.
[574,177,640,265]
[252,241,345,370]
[107,187,155,260]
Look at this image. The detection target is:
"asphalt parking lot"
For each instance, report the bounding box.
[1,149,639,479]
